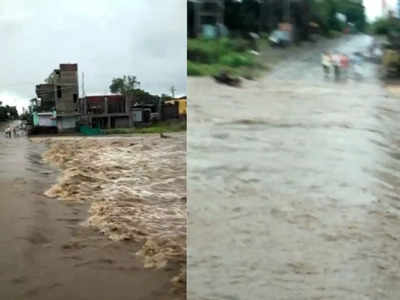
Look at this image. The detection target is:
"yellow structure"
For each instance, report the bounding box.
[165,97,187,118]
[178,98,187,116]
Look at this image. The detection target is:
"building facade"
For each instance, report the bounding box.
[35,63,80,132]
[79,95,134,129]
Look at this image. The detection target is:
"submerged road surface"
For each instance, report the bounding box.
[188,35,400,299]
[0,123,176,300]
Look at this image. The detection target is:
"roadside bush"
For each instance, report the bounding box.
[370,18,400,36]
[227,38,252,52]
[188,61,204,76]
[188,39,225,64]
[219,53,254,68]
[187,61,224,76]
[188,38,252,64]
[326,30,342,39]
[371,18,391,35]
[103,120,186,135]
[188,37,262,77]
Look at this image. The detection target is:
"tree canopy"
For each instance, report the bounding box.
[109,75,140,95]
[0,103,18,121]
[109,75,161,105]
[310,0,366,33]
[222,0,366,38]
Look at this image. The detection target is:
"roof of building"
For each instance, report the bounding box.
[60,64,78,71]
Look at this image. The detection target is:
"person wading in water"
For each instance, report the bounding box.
[332,52,341,81]
[340,53,350,80]
[5,127,11,138]
[321,51,332,79]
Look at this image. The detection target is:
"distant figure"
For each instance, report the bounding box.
[4,127,11,138]
[12,127,17,137]
[351,54,363,80]
[340,54,350,80]
[370,39,377,57]
[321,51,332,79]
[331,52,341,81]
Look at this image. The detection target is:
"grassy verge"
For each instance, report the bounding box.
[103,120,186,135]
[188,37,266,78]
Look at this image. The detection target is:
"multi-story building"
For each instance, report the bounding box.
[79,94,136,129]
[35,63,80,132]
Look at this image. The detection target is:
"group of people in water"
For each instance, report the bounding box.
[4,126,19,138]
[321,51,362,81]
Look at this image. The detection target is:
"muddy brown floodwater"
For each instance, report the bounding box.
[188,35,400,299]
[0,126,185,300]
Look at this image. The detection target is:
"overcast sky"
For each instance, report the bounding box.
[0,0,186,112]
[364,0,397,21]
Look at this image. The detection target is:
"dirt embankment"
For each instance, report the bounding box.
[36,133,186,293]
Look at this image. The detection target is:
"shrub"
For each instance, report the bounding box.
[219,53,254,68]
[187,61,204,76]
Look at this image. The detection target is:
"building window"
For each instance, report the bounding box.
[73,94,78,103]
[57,86,62,98]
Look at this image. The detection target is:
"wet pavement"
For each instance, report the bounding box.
[188,35,400,299]
[0,122,177,300]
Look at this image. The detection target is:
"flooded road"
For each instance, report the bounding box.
[188,35,400,299]
[0,123,178,300]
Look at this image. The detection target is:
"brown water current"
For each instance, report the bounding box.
[0,125,184,300]
[39,134,186,285]
[188,35,400,299]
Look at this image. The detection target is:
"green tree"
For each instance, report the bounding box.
[109,75,160,105]
[109,75,140,95]
[310,0,366,34]
[0,103,19,122]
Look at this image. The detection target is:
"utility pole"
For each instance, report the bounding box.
[170,86,176,98]
[82,72,86,97]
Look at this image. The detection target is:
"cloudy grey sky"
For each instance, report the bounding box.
[0,0,186,112]
[364,0,397,21]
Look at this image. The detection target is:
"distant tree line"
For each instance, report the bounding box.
[0,102,18,122]
[310,0,366,34]
[190,0,366,40]
[370,15,400,37]
[109,75,174,106]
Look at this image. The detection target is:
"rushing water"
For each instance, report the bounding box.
[0,123,178,300]
[188,35,400,299]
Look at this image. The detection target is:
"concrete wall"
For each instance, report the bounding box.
[57,116,78,132]
[38,115,56,127]
[53,64,79,115]
[113,117,130,128]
